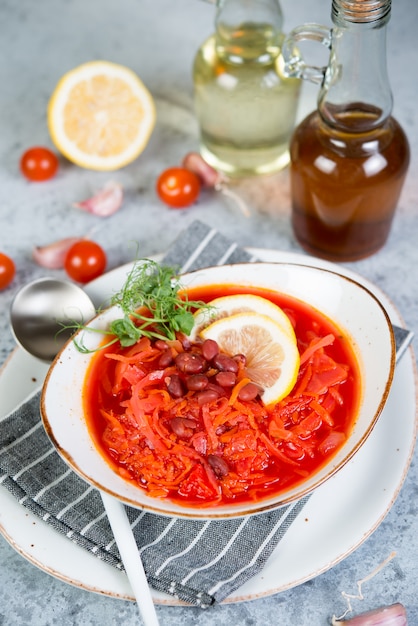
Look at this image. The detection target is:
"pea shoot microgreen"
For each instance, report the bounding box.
[72,259,211,353]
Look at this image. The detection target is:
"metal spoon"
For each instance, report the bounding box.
[10,277,160,626]
[10,277,97,362]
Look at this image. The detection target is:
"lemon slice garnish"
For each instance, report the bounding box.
[48,61,156,170]
[191,293,296,341]
[201,311,300,406]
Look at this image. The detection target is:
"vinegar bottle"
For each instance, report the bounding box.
[193,0,301,178]
[282,0,410,261]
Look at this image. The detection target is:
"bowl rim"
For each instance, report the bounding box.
[40,261,396,519]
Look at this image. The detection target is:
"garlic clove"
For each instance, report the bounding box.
[32,237,81,269]
[74,181,123,217]
[181,152,250,216]
[333,603,407,625]
[181,152,226,188]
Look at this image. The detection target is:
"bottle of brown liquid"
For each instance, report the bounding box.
[282,1,410,261]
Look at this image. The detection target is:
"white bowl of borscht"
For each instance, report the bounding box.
[41,261,395,519]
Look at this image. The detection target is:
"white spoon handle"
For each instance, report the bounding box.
[100,492,160,626]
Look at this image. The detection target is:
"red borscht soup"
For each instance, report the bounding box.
[83,285,361,507]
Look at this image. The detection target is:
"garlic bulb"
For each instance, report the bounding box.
[333,603,407,625]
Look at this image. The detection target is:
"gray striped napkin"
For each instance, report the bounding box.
[0,220,412,607]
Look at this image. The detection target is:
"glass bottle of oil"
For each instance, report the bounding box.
[282,0,410,261]
[193,0,301,178]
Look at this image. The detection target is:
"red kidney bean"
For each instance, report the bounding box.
[212,353,239,373]
[233,353,247,367]
[175,352,205,374]
[186,374,209,391]
[201,338,219,361]
[215,371,236,388]
[208,382,228,395]
[208,454,229,477]
[177,332,192,350]
[155,339,169,351]
[237,382,261,402]
[196,388,221,405]
[158,350,174,368]
[166,374,185,398]
[170,417,197,438]
[184,417,198,428]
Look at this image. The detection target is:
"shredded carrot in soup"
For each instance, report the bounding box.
[83,286,361,507]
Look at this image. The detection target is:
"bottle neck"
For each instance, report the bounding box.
[318,2,393,132]
[215,0,284,64]
[332,0,391,26]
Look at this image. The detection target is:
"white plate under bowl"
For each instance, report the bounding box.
[0,249,416,603]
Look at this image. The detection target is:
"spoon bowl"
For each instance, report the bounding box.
[10,277,97,362]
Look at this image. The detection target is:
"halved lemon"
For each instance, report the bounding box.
[200,312,300,406]
[191,293,296,341]
[48,61,156,170]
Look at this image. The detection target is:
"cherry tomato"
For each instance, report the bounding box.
[20,146,59,182]
[0,253,16,290]
[156,167,200,208]
[64,240,107,284]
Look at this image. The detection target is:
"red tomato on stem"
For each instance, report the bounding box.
[64,240,107,284]
[0,253,16,290]
[156,167,200,208]
[20,147,59,182]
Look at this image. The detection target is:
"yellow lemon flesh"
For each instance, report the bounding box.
[48,61,156,170]
[200,311,300,406]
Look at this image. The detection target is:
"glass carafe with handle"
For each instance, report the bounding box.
[282,0,410,261]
